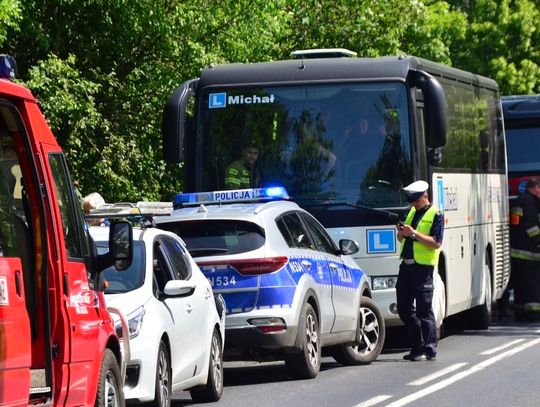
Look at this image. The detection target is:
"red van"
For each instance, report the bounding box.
[0,55,132,406]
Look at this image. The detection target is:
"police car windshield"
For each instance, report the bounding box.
[198,82,412,209]
[158,220,265,257]
[96,241,145,293]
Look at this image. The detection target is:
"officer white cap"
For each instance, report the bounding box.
[403,180,429,202]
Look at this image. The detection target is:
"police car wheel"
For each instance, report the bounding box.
[285,303,321,379]
[331,296,385,365]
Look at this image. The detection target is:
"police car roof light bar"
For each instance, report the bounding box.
[174,187,290,208]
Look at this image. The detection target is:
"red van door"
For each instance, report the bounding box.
[0,257,31,406]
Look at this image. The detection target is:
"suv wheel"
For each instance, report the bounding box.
[285,303,321,379]
[331,296,385,365]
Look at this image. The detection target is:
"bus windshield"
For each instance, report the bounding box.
[505,126,540,173]
[198,82,412,209]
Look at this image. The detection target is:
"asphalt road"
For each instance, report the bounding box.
[173,317,540,407]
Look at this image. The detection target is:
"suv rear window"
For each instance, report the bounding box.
[159,220,265,256]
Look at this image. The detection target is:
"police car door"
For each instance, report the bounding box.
[300,213,357,333]
[275,211,334,334]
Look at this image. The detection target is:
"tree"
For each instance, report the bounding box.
[449,0,540,94]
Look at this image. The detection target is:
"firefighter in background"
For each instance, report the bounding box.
[396,180,444,361]
[224,142,261,189]
[509,178,540,321]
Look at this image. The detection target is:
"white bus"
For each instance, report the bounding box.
[162,49,510,330]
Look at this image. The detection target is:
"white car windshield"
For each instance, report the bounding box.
[97,241,146,293]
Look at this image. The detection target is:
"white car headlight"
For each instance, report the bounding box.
[372,276,398,290]
[116,306,146,339]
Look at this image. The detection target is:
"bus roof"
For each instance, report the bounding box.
[198,55,498,91]
[502,95,540,120]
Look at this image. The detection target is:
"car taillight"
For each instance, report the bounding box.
[198,256,288,275]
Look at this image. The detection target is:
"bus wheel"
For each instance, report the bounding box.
[285,303,321,379]
[468,257,493,330]
[433,273,446,339]
[95,349,124,407]
[331,296,385,365]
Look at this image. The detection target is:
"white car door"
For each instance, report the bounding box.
[158,236,211,382]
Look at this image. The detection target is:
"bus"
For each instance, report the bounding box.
[502,95,540,200]
[162,49,510,331]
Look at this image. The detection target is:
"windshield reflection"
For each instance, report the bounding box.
[200,82,412,208]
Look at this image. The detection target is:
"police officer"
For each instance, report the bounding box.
[396,180,444,361]
[508,178,540,321]
[224,143,261,189]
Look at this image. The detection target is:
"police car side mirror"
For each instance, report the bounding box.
[339,239,359,255]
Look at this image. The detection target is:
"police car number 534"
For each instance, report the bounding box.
[207,275,237,288]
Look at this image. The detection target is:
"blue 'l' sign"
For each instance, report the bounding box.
[367,229,396,254]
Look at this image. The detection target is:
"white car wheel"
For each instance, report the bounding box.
[190,328,223,402]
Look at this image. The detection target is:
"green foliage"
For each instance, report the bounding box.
[0,0,21,47]
[3,0,540,202]
[449,0,540,94]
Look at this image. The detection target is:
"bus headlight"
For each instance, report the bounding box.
[372,276,398,290]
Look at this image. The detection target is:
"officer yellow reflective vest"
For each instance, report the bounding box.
[225,161,253,189]
[399,206,441,266]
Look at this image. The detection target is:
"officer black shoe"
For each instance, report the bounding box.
[426,353,437,361]
[403,353,426,361]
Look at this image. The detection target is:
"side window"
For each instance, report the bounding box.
[159,236,191,280]
[153,241,173,295]
[276,212,314,250]
[0,123,23,258]
[301,213,336,254]
[49,153,88,259]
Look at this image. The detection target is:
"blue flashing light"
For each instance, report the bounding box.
[174,187,289,208]
[0,55,17,80]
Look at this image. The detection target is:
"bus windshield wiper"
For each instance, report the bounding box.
[298,200,399,222]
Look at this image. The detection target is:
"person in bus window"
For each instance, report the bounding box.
[396,180,444,361]
[224,142,261,190]
[508,178,540,321]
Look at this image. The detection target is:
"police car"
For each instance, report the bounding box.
[89,210,225,405]
[154,187,385,379]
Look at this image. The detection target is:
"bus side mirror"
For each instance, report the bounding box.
[161,78,199,163]
[411,70,447,148]
[109,221,133,271]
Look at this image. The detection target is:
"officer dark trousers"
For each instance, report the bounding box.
[396,262,437,356]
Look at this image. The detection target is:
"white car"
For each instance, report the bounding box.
[155,187,385,379]
[91,225,225,405]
